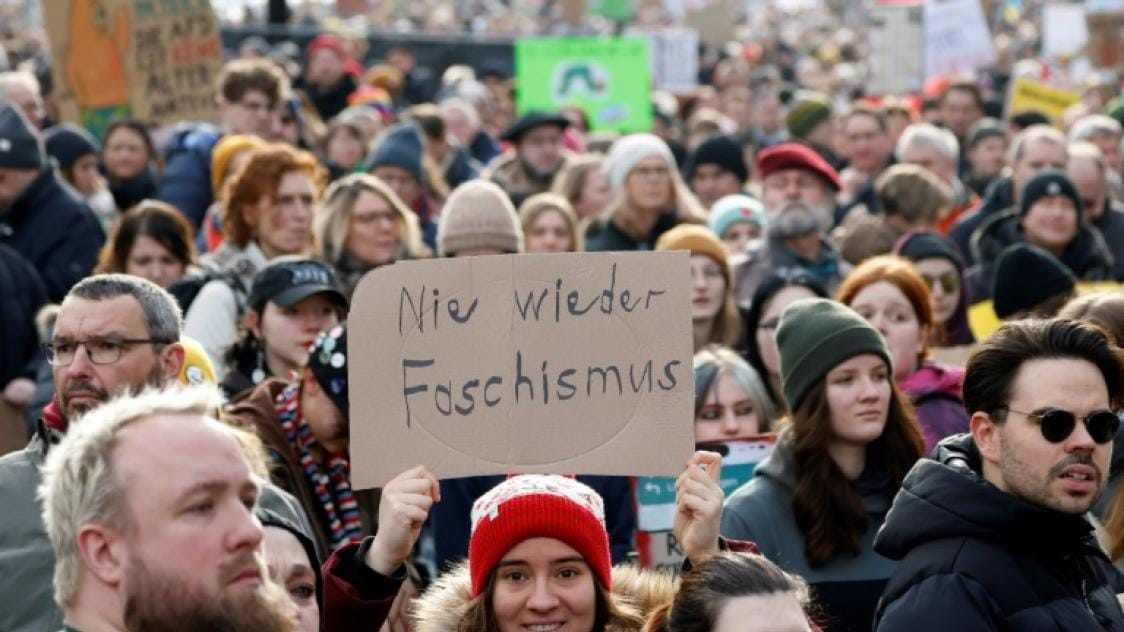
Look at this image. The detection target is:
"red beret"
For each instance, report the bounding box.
[308,34,350,61]
[756,142,841,191]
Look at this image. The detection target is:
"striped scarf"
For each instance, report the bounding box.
[275,383,362,549]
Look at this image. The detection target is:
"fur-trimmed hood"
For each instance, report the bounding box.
[412,562,677,632]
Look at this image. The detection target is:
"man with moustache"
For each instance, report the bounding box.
[874,319,1124,630]
[225,323,362,555]
[732,142,849,308]
[39,385,296,632]
[0,274,314,632]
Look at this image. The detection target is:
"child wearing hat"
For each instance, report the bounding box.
[708,194,764,256]
[722,298,924,631]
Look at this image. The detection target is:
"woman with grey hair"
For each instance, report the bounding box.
[315,173,429,300]
[693,344,778,444]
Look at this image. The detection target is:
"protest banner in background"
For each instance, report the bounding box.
[43,0,222,138]
[923,0,997,79]
[627,27,699,94]
[349,252,694,489]
[684,0,735,48]
[1042,3,1090,59]
[1006,77,1081,122]
[515,37,652,133]
[1086,10,1124,68]
[867,2,925,95]
[635,437,776,572]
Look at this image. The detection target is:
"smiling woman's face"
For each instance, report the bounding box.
[492,537,597,632]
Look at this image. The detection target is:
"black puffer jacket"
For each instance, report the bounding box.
[0,167,103,302]
[964,207,1114,303]
[0,243,47,390]
[873,434,1124,631]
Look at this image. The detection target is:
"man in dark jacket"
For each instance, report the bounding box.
[0,104,102,302]
[874,318,1124,630]
[0,274,315,632]
[1069,141,1124,281]
[157,59,289,229]
[0,243,47,452]
[949,124,1066,263]
[295,33,359,122]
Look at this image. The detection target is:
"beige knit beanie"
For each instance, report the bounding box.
[438,181,524,256]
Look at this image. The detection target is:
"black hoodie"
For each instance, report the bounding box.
[873,434,1124,631]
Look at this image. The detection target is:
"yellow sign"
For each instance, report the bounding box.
[1006,78,1080,122]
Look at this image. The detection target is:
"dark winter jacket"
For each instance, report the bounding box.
[321,538,402,632]
[432,474,637,573]
[107,165,158,212]
[721,431,900,632]
[1094,200,1124,282]
[0,412,317,632]
[0,167,103,302]
[469,130,501,166]
[874,433,1124,630]
[0,243,48,390]
[297,74,359,122]
[950,176,1015,264]
[731,235,851,310]
[156,123,221,229]
[965,208,1114,303]
[441,144,482,190]
[900,362,969,454]
[583,209,681,253]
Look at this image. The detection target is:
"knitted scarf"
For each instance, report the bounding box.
[274,383,361,549]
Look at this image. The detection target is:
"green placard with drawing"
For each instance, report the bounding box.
[515,37,652,134]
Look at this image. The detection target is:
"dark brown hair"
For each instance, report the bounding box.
[787,377,923,567]
[217,58,288,107]
[844,102,888,133]
[103,119,157,165]
[644,552,813,632]
[941,80,984,111]
[221,144,326,247]
[963,318,1124,418]
[95,200,196,274]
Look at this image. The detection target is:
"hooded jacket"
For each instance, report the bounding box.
[156,122,220,229]
[0,166,103,302]
[900,362,969,454]
[720,431,899,632]
[873,434,1124,630]
[965,207,1114,303]
[949,176,1015,264]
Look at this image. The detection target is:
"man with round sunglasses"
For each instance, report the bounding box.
[874,318,1124,630]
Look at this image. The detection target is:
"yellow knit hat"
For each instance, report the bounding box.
[211,134,265,196]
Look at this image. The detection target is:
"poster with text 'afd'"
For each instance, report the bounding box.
[515,37,653,133]
[349,252,694,489]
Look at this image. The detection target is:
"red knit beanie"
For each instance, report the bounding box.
[468,475,611,597]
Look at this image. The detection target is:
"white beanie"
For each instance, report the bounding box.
[604,133,676,194]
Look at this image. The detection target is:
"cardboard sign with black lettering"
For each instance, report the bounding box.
[349,252,694,488]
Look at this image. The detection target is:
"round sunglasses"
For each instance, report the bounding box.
[1000,406,1121,444]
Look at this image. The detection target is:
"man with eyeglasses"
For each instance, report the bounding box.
[158,58,289,230]
[0,274,314,632]
[874,318,1124,630]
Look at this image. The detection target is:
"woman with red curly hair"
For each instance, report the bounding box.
[837,255,970,453]
[183,143,327,374]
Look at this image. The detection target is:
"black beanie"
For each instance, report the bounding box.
[683,134,749,183]
[991,243,1076,319]
[1019,170,1082,221]
[44,123,99,170]
[0,104,44,170]
[893,231,963,272]
[256,507,323,610]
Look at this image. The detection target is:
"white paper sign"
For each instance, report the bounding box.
[1043,3,1090,58]
[648,28,700,94]
[867,3,925,95]
[924,0,997,78]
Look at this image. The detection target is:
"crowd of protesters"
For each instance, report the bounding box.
[2,0,1124,630]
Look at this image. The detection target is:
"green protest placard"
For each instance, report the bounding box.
[590,0,634,22]
[515,37,652,133]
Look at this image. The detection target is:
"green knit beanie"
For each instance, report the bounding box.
[777,298,893,412]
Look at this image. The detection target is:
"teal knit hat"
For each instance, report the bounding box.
[777,298,893,412]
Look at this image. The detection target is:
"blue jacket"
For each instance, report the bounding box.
[0,167,102,302]
[157,123,220,229]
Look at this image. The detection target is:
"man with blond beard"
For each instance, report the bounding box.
[40,385,295,631]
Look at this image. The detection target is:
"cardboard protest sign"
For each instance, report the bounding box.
[515,37,652,133]
[635,436,775,572]
[349,252,695,489]
[684,0,735,49]
[627,28,699,94]
[43,0,222,137]
[923,0,997,79]
[1086,11,1124,68]
[1006,78,1080,122]
[866,2,925,95]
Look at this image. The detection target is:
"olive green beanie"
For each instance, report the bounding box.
[777,298,893,412]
